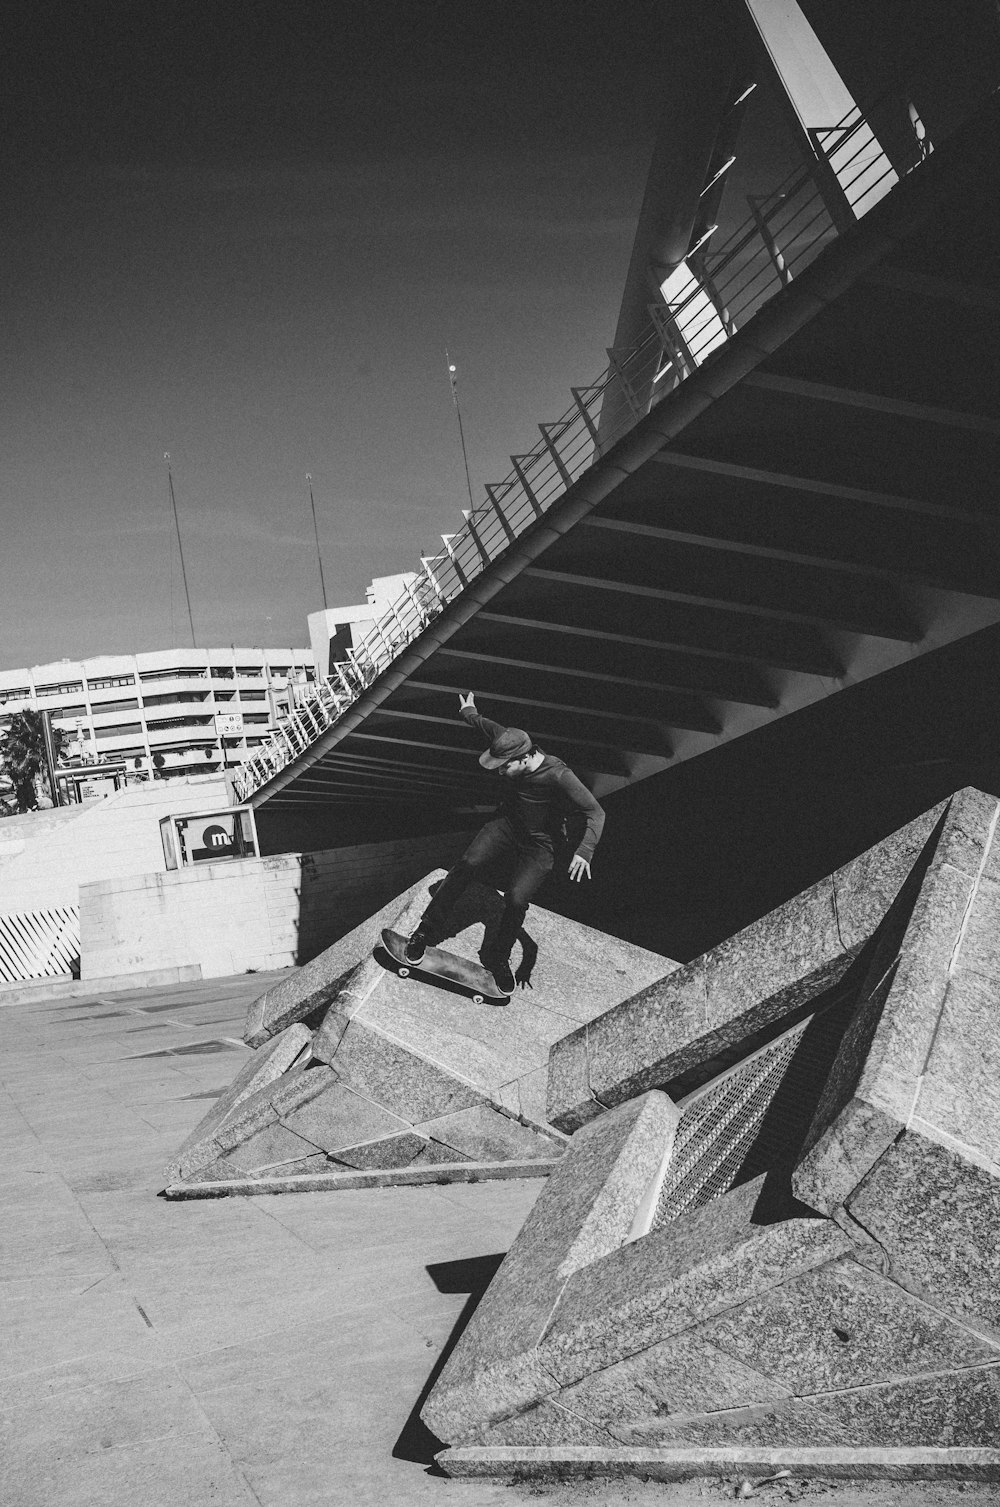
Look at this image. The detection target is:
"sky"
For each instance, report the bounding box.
[1,1,678,670]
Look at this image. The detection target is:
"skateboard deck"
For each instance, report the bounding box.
[375,928,510,1007]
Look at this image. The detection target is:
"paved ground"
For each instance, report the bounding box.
[1,973,994,1507]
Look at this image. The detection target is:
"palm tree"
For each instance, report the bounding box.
[0,709,66,813]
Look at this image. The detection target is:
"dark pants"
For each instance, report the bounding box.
[419,817,554,962]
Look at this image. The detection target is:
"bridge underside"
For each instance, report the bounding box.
[253,102,1000,865]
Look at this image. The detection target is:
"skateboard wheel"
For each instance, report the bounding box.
[398,966,410,978]
[472,993,484,1005]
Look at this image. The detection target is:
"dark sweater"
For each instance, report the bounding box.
[461,707,605,862]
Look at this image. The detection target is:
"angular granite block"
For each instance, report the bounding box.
[854,859,980,1127]
[164,1021,311,1182]
[558,960,706,1129]
[829,800,946,949]
[423,791,1000,1468]
[557,1330,790,1444]
[421,1091,678,1440]
[223,1120,323,1174]
[172,869,674,1190]
[847,1131,1000,1332]
[417,1105,565,1163]
[538,1178,851,1387]
[243,871,446,1046]
[811,1368,1000,1449]
[915,874,1000,1165]
[699,1255,999,1394]
[547,796,978,1136]
[470,1399,616,1448]
[329,1020,488,1122]
[330,1130,429,1170]
[281,1077,413,1154]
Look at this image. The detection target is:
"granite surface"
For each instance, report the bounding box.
[699,1255,999,1393]
[546,797,973,1135]
[538,1178,851,1387]
[557,1329,789,1443]
[164,1020,311,1181]
[280,1076,413,1154]
[171,870,673,1188]
[329,1129,429,1170]
[421,1090,677,1441]
[242,870,444,1046]
[847,1130,1000,1333]
[415,1104,565,1162]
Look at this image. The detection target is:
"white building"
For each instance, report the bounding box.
[0,646,315,781]
[307,572,418,682]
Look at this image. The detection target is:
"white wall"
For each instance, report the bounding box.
[79,831,466,980]
[0,775,228,914]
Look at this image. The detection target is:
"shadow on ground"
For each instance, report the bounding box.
[393,1252,506,1474]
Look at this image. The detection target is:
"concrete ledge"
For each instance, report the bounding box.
[162,1157,561,1199]
[435,1445,1000,1482]
[0,963,204,1006]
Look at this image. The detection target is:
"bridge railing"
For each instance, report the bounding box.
[232,84,945,804]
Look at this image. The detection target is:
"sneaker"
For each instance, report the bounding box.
[404,929,428,964]
[484,956,515,995]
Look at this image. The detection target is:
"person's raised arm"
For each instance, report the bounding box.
[457,692,505,743]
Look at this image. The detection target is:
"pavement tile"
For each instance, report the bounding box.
[0,970,547,1507]
[0,1424,258,1507]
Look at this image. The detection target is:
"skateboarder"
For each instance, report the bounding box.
[405,693,605,993]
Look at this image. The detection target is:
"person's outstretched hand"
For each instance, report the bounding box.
[568,854,592,882]
[459,692,476,713]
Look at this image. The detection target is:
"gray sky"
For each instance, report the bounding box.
[2,1,675,668]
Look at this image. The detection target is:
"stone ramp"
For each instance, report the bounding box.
[422,788,1000,1478]
[164,868,674,1192]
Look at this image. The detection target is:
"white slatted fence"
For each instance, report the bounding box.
[0,906,80,982]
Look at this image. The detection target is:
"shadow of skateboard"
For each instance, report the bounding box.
[375,928,510,1008]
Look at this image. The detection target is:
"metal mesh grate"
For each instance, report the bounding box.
[651,996,852,1230]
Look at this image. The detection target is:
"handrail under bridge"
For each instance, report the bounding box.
[233,84,947,805]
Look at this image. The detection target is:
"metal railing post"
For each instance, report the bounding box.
[510,455,544,517]
[463,509,491,568]
[539,423,573,489]
[485,485,517,542]
[441,534,470,589]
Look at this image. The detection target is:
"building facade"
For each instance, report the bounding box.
[0,646,315,781]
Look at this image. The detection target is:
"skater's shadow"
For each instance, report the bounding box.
[392,1251,505,1473]
[431,878,539,989]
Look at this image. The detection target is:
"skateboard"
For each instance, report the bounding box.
[374,928,510,1007]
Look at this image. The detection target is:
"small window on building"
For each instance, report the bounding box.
[210,667,234,679]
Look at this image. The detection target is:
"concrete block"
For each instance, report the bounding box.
[164,1022,310,1182]
[281,1077,413,1154]
[416,1105,565,1163]
[421,1091,678,1440]
[847,1130,1000,1333]
[169,870,675,1190]
[329,1020,488,1123]
[556,1330,789,1445]
[698,1255,999,1395]
[242,871,442,1046]
[422,790,1000,1467]
[538,1179,851,1388]
[330,1131,428,1170]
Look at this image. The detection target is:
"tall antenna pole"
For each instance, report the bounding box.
[446,351,475,513]
[164,453,197,648]
[306,474,328,609]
